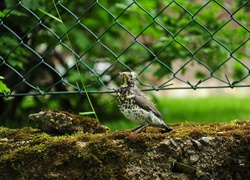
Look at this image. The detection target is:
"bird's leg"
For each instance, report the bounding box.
[131,124,150,134]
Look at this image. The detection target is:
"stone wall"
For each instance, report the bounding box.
[0,119,249,179]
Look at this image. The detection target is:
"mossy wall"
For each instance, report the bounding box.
[0,120,250,179]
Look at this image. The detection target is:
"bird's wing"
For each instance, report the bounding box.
[130,87,162,119]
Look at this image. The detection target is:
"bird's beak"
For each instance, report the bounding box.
[119,72,123,78]
[119,72,130,85]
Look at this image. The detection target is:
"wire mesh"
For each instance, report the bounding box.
[0,0,250,97]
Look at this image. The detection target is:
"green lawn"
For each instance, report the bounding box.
[103,96,250,131]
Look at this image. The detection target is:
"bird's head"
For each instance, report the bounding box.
[119,71,137,87]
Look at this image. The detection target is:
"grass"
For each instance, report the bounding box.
[103,96,250,132]
[159,96,250,123]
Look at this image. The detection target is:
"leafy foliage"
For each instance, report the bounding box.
[0,76,10,93]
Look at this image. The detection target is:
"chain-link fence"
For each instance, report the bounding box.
[1,0,250,98]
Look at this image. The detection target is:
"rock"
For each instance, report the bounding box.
[29,110,109,134]
[200,137,213,145]
[191,139,203,150]
[190,154,200,164]
[1,119,250,179]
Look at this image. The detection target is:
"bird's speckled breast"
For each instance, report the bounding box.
[117,86,150,125]
[117,87,133,108]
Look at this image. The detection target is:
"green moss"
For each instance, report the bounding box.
[0,128,129,179]
[124,133,165,151]
[0,120,250,179]
[79,136,129,179]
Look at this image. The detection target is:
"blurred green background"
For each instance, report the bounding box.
[105,95,250,131]
[3,93,250,132]
[1,0,250,130]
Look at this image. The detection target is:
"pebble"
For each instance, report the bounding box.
[190,154,200,164]
[191,139,203,151]
[200,137,213,145]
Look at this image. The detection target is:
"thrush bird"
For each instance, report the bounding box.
[116,71,173,134]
